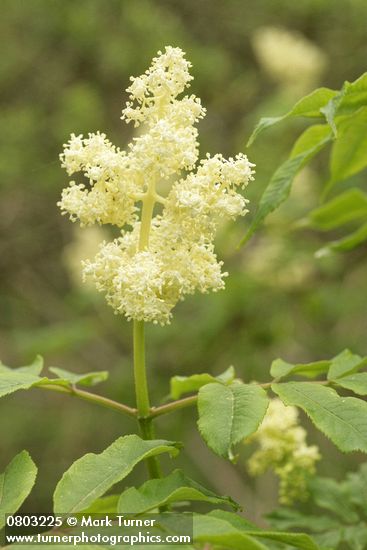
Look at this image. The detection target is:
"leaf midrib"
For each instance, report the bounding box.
[283,384,367,441]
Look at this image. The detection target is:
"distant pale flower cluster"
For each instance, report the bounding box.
[59,47,255,324]
[252,27,327,93]
[247,399,320,504]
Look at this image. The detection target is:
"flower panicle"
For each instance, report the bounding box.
[58,46,255,325]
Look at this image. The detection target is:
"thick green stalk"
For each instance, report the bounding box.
[133,180,162,479]
[138,416,162,479]
[133,319,162,479]
[133,320,151,417]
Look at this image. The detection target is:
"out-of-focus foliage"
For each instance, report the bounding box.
[268,463,367,549]
[243,73,367,253]
[1,0,366,521]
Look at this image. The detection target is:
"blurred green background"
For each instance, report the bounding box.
[1,0,366,523]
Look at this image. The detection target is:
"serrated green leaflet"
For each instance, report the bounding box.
[270,358,331,380]
[289,124,332,159]
[272,382,367,452]
[289,88,338,117]
[0,356,80,397]
[321,72,367,137]
[193,514,268,549]
[208,509,260,530]
[170,366,235,399]
[308,188,367,231]
[241,125,332,245]
[271,349,367,382]
[198,382,268,459]
[208,510,320,549]
[80,494,119,514]
[320,91,345,136]
[334,72,367,117]
[53,435,181,513]
[316,221,367,256]
[0,370,45,398]
[49,366,109,387]
[333,373,367,395]
[0,451,37,529]
[329,107,367,186]
[247,87,337,146]
[14,355,44,376]
[118,469,238,513]
[0,355,47,398]
[327,349,367,380]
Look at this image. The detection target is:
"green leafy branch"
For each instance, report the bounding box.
[2,348,367,460]
[242,72,367,254]
[2,348,367,549]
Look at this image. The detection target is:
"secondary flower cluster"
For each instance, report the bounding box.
[59,47,255,324]
[247,399,320,504]
[252,27,327,93]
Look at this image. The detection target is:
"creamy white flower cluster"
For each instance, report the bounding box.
[247,399,320,504]
[59,47,255,324]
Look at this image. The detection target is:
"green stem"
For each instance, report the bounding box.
[132,180,163,479]
[139,417,163,479]
[133,320,151,417]
[151,395,198,418]
[133,320,163,479]
[37,383,137,417]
